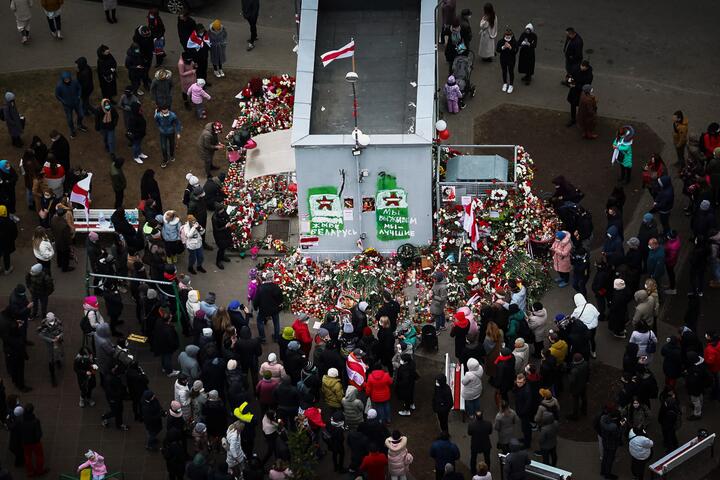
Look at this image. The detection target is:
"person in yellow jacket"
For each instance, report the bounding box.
[321,367,344,409]
[40,0,63,39]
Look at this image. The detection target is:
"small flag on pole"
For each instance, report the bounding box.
[70,173,93,213]
[320,40,355,67]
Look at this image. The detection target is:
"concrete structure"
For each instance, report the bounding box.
[292,0,436,258]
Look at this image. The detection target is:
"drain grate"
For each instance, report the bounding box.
[265,219,290,241]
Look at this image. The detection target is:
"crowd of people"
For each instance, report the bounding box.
[0,3,719,480]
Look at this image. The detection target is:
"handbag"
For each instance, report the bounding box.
[646,334,657,354]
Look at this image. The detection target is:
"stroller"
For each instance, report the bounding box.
[420,323,439,352]
[451,51,476,108]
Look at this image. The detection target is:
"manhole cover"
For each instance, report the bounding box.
[266,219,290,241]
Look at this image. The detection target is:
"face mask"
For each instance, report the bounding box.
[504,36,512,41]
[104,105,111,111]
[44,194,52,199]
[161,111,170,117]
[149,15,155,19]
[135,49,140,54]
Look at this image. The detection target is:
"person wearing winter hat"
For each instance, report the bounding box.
[450,310,470,359]
[321,367,344,410]
[551,230,572,287]
[37,312,64,386]
[259,352,286,380]
[77,449,108,479]
[608,278,632,338]
[278,326,295,363]
[25,263,54,319]
[430,270,449,331]
[292,312,313,355]
[2,89,24,147]
[444,74,463,113]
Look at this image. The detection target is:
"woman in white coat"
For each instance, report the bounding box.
[478,3,497,61]
[10,0,33,44]
[225,420,246,474]
[571,293,600,358]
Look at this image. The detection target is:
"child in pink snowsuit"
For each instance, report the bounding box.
[77,450,108,480]
[444,75,463,113]
[187,78,211,119]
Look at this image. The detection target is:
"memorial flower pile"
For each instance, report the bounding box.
[220,75,299,250]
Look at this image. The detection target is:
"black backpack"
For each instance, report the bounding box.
[80,313,94,335]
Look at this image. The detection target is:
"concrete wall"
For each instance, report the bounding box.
[295,144,433,258]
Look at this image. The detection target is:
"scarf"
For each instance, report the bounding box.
[102,99,112,124]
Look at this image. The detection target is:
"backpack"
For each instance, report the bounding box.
[80,313,94,334]
[112,345,135,368]
[516,316,533,343]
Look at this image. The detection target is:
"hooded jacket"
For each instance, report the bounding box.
[77,452,108,476]
[430,279,448,315]
[342,385,365,428]
[550,231,572,272]
[664,235,681,267]
[504,439,530,479]
[179,345,201,380]
[321,374,344,408]
[527,307,548,342]
[571,293,599,330]
[186,290,200,319]
[646,245,666,280]
[162,212,181,241]
[75,57,95,97]
[651,176,674,213]
[150,70,173,108]
[365,369,393,403]
[432,374,454,414]
[55,72,82,107]
[512,342,531,374]
[197,122,219,164]
[174,379,191,419]
[602,225,624,259]
[631,290,654,327]
[538,412,559,450]
[385,436,413,476]
[461,357,484,400]
[94,323,115,375]
[141,391,164,433]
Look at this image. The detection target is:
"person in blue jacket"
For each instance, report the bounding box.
[54,71,87,138]
[429,430,460,480]
[154,105,182,168]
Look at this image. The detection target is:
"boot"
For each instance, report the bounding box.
[105,9,112,23]
[49,363,57,387]
[111,9,117,23]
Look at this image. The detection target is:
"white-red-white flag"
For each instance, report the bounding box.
[320,40,355,67]
[70,173,93,212]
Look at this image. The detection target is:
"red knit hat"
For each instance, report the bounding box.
[454,311,469,328]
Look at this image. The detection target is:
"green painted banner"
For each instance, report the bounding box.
[376,175,410,241]
[308,186,344,235]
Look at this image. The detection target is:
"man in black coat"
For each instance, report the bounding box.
[467,411,493,475]
[141,390,164,451]
[273,377,300,425]
[153,312,180,376]
[566,60,593,126]
[234,325,261,388]
[513,373,534,448]
[125,360,149,422]
[284,341,306,385]
[211,204,233,269]
[253,271,284,342]
[75,57,95,115]
[3,317,31,392]
[49,130,70,178]
[102,363,129,430]
[177,10,197,53]
[563,27,584,76]
[358,410,390,454]
[241,0,260,50]
[375,290,401,331]
[20,403,47,476]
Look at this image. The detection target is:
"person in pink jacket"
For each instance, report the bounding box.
[444,75,463,113]
[178,52,197,110]
[385,431,414,480]
[187,78,211,119]
[77,449,108,480]
[664,229,681,293]
[550,230,572,287]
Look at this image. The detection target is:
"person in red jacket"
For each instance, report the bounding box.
[360,443,388,480]
[255,370,279,415]
[365,367,393,424]
[704,332,720,400]
[291,313,313,355]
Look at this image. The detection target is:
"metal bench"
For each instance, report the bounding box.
[72,208,139,233]
[648,432,715,478]
[498,453,573,480]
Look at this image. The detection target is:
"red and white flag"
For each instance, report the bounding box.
[70,173,93,212]
[320,40,355,67]
[187,30,210,50]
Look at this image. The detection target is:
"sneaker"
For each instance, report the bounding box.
[664,289,677,295]
[56,31,63,39]
[88,399,96,407]
[398,410,411,416]
[502,83,508,92]
[167,370,180,377]
[139,153,148,159]
[557,281,568,288]
[612,331,627,339]
[79,398,86,408]
[136,89,144,96]
[216,262,225,270]
[591,351,597,359]
[410,403,416,410]
[247,42,255,51]
[119,424,130,431]
[70,132,77,139]
[219,69,225,77]
[170,156,176,162]
[214,70,222,78]
[50,31,57,38]
[4,265,14,275]
[507,85,514,94]
[160,161,168,169]
[77,125,88,133]
[102,419,110,428]
[133,157,144,164]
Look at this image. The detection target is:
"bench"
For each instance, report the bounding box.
[498,453,573,480]
[73,209,139,233]
[649,432,715,478]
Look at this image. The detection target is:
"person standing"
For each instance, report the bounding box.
[432,374,454,433]
[51,204,74,272]
[25,263,54,319]
[55,72,88,139]
[95,98,118,158]
[96,45,118,103]
[253,271,284,342]
[477,3,497,61]
[495,28,517,94]
[209,20,228,77]
[141,390,164,451]
[140,169,163,212]
[612,125,634,185]
[211,203,232,269]
[439,0,456,44]
[154,106,182,168]
[20,404,48,477]
[600,411,623,479]
[241,0,260,51]
[566,60,593,127]
[125,43,148,96]
[567,353,589,420]
[101,363,130,430]
[102,0,117,23]
[182,214,205,274]
[177,9,196,53]
[197,121,224,176]
[75,57,95,116]
[429,431,459,480]
[37,312,64,386]
[178,52,197,110]
[366,367,394,424]
[128,102,148,164]
[40,0,63,39]
[109,157,126,209]
[517,23,537,84]
[467,411,492,475]
[187,24,210,81]
[148,8,166,66]
[577,85,598,139]
[671,111,689,166]
[0,205,19,274]
[150,69,173,110]
[10,0,33,44]
[563,27,583,80]
[628,427,653,480]
[1,92,24,147]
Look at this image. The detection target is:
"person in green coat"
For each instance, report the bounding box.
[612,125,634,184]
[110,156,127,209]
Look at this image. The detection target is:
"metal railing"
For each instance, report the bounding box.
[649,432,715,478]
[498,453,572,480]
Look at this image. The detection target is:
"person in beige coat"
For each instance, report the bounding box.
[10,0,33,44]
